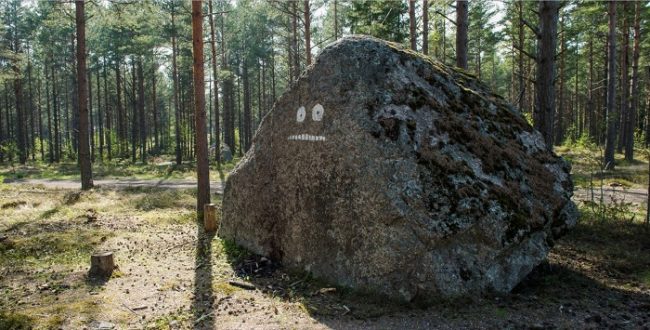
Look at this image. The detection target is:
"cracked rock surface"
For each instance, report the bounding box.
[219,36,578,302]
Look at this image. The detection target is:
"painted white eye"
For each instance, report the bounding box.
[312,104,324,121]
[296,106,306,122]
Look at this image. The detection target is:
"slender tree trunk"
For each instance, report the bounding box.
[76,0,93,190]
[103,59,112,160]
[52,65,61,162]
[555,16,565,145]
[291,1,299,80]
[171,10,182,165]
[88,69,94,161]
[37,76,44,161]
[534,1,559,150]
[618,1,630,154]
[604,1,618,170]
[243,62,251,151]
[192,0,210,216]
[208,0,221,163]
[97,67,103,161]
[517,0,525,112]
[45,67,53,163]
[152,62,158,154]
[304,0,312,65]
[455,0,468,69]
[26,47,35,161]
[333,0,338,40]
[625,1,640,161]
[587,34,594,140]
[409,0,417,51]
[137,57,146,163]
[12,54,26,164]
[422,0,428,55]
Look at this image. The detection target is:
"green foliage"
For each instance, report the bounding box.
[346,0,407,43]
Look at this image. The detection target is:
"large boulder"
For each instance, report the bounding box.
[219,36,578,301]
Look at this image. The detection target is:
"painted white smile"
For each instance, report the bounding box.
[288,134,326,142]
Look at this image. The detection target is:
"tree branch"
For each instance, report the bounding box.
[434,10,457,26]
[513,43,537,61]
[521,18,541,38]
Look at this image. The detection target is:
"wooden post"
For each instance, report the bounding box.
[89,251,114,278]
[204,203,218,232]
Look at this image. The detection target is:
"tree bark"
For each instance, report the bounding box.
[75,0,93,190]
[192,0,211,216]
[422,0,428,55]
[208,0,221,163]
[304,0,312,65]
[171,9,182,165]
[455,0,468,69]
[604,1,618,170]
[618,2,630,155]
[137,57,146,163]
[409,0,417,51]
[533,1,559,150]
[625,1,640,161]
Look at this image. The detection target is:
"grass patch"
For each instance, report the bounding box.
[0,311,33,330]
[133,189,195,211]
[0,228,114,268]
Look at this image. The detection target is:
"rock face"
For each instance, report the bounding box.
[219,36,578,301]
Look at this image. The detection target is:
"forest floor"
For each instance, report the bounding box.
[1,150,650,329]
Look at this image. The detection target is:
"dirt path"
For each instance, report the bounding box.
[6,178,649,206]
[573,186,648,205]
[3,178,225,194]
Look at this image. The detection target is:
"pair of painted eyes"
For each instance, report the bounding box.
[296,104,325,123]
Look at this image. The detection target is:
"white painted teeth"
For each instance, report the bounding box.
[287,134,326,142]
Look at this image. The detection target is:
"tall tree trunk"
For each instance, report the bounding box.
[45,67,53,163]
[243,63,251,151]
[618,2,630,154]
[626,1,640,161]
[103,59,112,160]
[555,16,565,145]
[455,0,468,69]
[192,0,210,216]
[37,76,44,161]
[409,0,417,51]
[422,0,428,55]
[208,0,220,162]
[171,10,182,165]
[137,57,146,163]
[604,1,618,170]
[115,62,124,157]
[76,0,93,190]
[152,62,158,154]
[304,0,312,65]
[587,34,594,140]
[12,52,26,164]
[26,47,35,161]
[291,1,299,80]
[333,0,338,40]
[52,65,61,162]
[88,69,94,161]
[517,0,525,112]
[534,1,559,150]
[97,67,103,161]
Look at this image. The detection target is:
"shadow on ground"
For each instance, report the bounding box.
[210,220,650,329]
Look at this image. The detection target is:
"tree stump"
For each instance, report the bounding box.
[89,251,114,278]
[204,203,218,232]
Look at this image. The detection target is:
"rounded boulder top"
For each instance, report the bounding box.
[219,36,578,302]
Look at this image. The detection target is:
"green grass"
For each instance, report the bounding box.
[0,156,238,182]
[0,312,33,330]
[0,228,114,268]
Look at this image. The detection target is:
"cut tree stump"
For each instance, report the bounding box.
[204,203,218,232]
[89,251,115,278]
